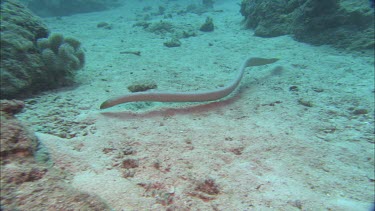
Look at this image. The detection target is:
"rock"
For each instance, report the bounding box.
[164,38,182,47]
[0,99,38,161]
[352,108,369,115]
[1,165,111,210]
[0,99,25,115]
[200,17,214,32]
[97,22,113,30]
[0,99,111,210]
[127,81,157,92]
[240,0,374,50]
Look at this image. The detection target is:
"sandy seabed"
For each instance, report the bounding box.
[18,0,374,210]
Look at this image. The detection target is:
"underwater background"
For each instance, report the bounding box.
[1,0,374,210]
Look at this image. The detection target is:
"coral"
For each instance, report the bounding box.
[199,17,214,32]
[40,48,58,69]
[0,0,49,99]
[240,0,375,50]
[195,178,220,195]
[187,178,220,202]
[48,33,64,53]
[121,159,139,169]
[1,0,85,99]
[37,33,85,83]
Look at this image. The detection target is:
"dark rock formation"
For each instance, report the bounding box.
[0,99,111,210]
[0,99,37,162]
[240,0,374,50]
[0,0,85,99]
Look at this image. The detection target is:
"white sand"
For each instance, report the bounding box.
[19,0,374,210]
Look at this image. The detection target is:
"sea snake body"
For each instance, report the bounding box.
[100,57,279,109]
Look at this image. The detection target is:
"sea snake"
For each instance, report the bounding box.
[100,57,279,109]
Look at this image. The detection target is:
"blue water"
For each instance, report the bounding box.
[2,0,374,210]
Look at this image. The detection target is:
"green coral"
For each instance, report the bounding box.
[48,33,64,53]
[63,37,81,50]
[36,38,50,50]
[37,33,85,84]
[41,49,58,69]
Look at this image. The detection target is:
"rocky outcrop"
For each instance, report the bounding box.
[0,100,37,162]
[0,99,111,210]
[240,0,374,50]
[0,0,85,99]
